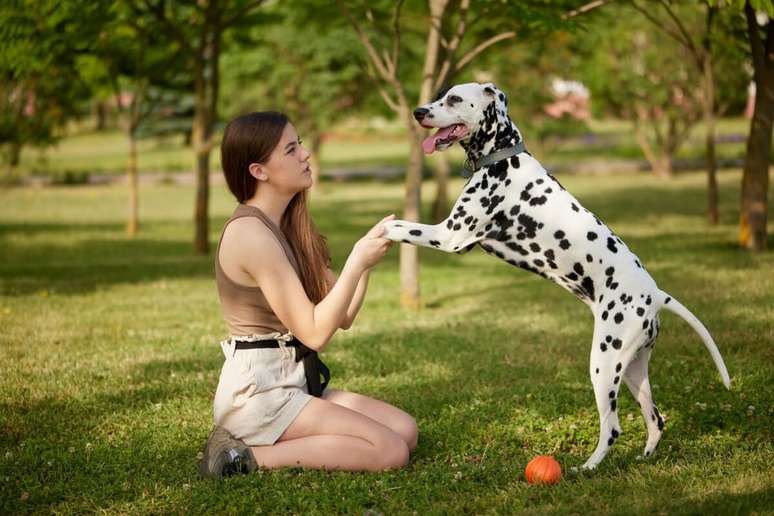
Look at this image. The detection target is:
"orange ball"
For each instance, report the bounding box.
[525,455,562,485]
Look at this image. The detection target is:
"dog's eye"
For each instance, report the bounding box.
[447,95,463,105]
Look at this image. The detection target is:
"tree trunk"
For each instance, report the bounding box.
[400,127,424,310]
[740,3,772,251]
[8,141,21,168]
[431,151,450,223]
[702,6,719,225]
[633,122,673,178]
[395,0,447,309]
[192,65,211,255]
[95,100,108,131]
[703,66,719,225]
[127,129,139,236]
[309,132,323,198]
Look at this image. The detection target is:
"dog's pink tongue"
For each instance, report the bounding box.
[422,125,456,154]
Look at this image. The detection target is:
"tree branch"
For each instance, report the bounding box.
[454,31,515,73]
[136,0,195,55]
[336,0,394,83]
[657,0,701,62]
[221,0,265,29]
[629,1,686,47]
[562,0,616,19]
[391,0,404,80]
[434,0,469,92]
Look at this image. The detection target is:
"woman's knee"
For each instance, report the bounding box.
[393,414,419,451]
[376,433,410,470]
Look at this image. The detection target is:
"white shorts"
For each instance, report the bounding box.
[212,333,313,446]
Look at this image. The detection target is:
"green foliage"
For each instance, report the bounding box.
[219,2,371,139]
[1,172,773,513]
[709,0,774,16]
[0,0,102,163]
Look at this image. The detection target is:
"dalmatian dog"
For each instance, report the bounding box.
[383,82,731,470]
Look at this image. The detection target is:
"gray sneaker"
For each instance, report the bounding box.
[198,426,257,479]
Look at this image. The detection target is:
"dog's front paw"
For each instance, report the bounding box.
[382,220,407,242]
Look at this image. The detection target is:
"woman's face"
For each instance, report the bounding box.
[260,123,313,193]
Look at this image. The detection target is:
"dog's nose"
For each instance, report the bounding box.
[413,107,429,121]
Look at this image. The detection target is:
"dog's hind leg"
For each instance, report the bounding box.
[623,344,664,459]
[582,323,643,470]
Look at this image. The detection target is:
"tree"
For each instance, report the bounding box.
[631,0,749,224]
[577,7,706,178]
[336,0,589,308]
[219,5,368,196]
[739,0,773,250]
[0,1,93,174]
[80,4,185,236]
[128,0,269,254]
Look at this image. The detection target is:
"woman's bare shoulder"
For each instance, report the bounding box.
[220,217,285,264]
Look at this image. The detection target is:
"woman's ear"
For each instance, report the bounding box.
[248,162,268,182]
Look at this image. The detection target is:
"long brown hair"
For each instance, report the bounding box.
[221,112,330,303]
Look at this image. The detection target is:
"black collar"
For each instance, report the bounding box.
[462,141,526,178]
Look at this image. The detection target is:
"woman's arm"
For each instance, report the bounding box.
[235,217,390,351]
[325,268,371,330]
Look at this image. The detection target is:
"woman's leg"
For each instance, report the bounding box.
[323,389,418,451]
[249,396,409,471]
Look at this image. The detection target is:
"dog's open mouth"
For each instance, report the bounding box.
[421,124,469,154]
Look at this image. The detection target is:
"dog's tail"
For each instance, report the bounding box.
[658,290,730,389]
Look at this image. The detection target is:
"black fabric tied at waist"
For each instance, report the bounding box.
[233,337,330,397]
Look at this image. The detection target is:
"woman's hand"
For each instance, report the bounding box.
[350,214,395,272]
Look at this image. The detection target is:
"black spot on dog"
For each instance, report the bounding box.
[636,307,645,316]
[554,230,565,239]
[587,231,597,241]
[614,313,624,324]
[581,277,595,301]
[615,362,622,372]
[429,240,440,247]
[409,230,422,236]
[612,338,622,349]
[559,239,571,250]
[607,237,618,253]
[611,399,617,411]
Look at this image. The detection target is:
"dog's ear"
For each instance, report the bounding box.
[483,83,508,108]
[433,85,451,102]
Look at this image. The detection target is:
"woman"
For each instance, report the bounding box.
[199,112,418,478]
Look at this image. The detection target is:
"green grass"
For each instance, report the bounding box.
[1,170,773,514]
[11,117,751,179]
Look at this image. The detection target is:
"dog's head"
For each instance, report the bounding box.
[414,82,510,155]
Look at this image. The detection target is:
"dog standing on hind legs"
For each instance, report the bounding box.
[382,82,731,470]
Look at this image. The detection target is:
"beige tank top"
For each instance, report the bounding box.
[215,204,302,336]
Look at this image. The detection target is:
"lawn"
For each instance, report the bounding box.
[1,169,773,514]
